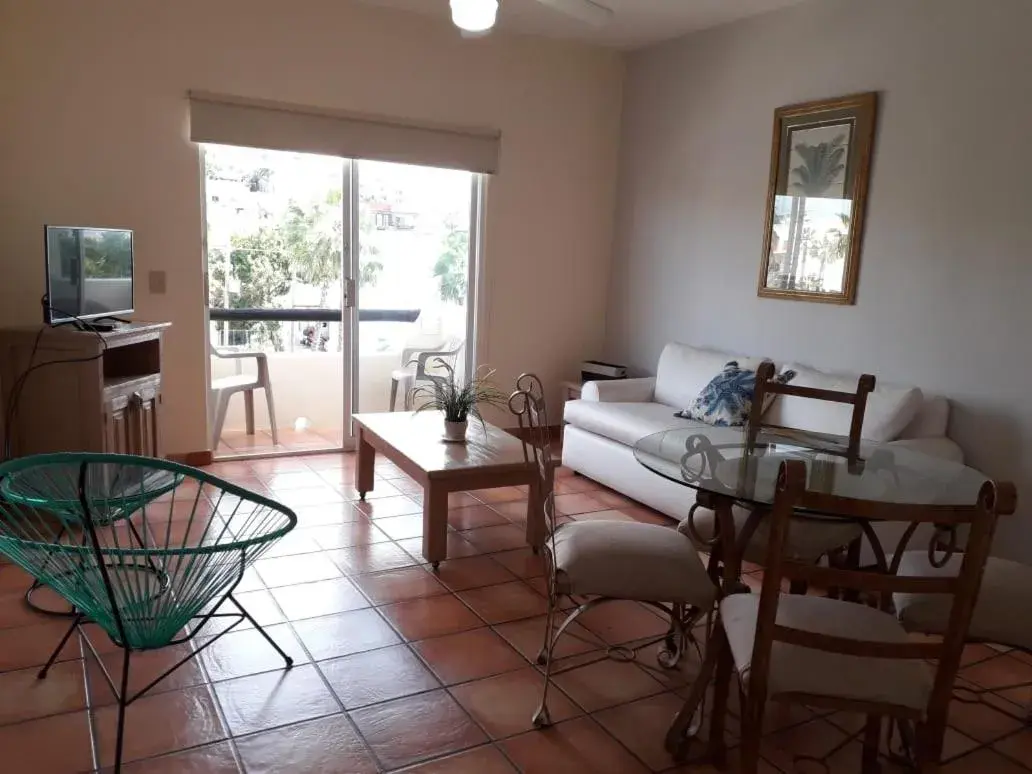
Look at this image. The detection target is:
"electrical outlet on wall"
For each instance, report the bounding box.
[148,270,167,295]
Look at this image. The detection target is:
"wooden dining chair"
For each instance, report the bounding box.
[750,360,876,461]
[682,362,878,593]
[707,459,1010,774]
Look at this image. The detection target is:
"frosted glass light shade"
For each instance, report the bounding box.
[450,0,499,34]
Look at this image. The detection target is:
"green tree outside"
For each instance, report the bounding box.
[209,229,291,349]
[433,218,469,304]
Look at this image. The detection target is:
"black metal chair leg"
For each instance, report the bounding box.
[37,614,83,679]
[229,594,293,667]
[113,648,132,774]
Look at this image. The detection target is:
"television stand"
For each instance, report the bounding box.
[91,314,133,326]
[69,320,116,332]
[54,316,133,333]
[0,321,171,458]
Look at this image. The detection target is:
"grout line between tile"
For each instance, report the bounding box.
[10,456,1032,773]
[193,631,247,774]
[250,572,388,773]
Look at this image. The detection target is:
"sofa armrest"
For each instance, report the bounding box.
[883,437,965,464]
[581,377,656,403]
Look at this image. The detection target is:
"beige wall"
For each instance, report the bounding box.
[0,0,624,452]
[608,0,1032,558]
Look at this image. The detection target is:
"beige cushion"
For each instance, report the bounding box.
[552,520,717,608]
[897,395,951,440]
[721,593,933,712]
[764,364,923,443]
[894,552,1032,649]
[653,343,771,412]
[678,505,862,565]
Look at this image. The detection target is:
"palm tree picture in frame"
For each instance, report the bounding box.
[758,92,878,304]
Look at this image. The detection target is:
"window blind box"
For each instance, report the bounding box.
[188,91,500,174]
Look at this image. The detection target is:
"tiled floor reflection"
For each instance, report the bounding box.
[0,452,1031,772]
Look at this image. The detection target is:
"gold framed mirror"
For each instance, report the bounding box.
[758,92,878,304]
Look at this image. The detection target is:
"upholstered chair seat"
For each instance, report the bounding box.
[722,593,933,712]
[553,520,717,607]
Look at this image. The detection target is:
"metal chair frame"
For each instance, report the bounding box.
[0,453,297,774]
[509,373,712,729]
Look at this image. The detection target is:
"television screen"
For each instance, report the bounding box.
[44,226,134,324]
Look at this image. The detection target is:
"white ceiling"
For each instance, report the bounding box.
[357,0,811,49]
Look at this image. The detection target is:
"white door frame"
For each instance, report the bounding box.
[341,158,359,450]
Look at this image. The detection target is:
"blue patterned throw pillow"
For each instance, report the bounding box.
[675,361,796,427]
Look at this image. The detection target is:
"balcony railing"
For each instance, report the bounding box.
[209,307,423,352]
[209,308,421,323]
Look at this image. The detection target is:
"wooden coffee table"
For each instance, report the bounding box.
[352,411,546,568]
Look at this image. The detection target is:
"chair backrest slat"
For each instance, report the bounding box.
[798,491,982,525]
[781,561,958,596]
[772,624,942,660]
[748,459,1007,720]
[765,384,858,405]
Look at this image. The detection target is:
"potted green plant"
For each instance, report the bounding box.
[411,358,507,442]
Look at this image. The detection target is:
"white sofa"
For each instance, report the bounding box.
[562,342,963,532]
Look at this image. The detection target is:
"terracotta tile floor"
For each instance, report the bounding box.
[216,428,342,458]
[2,452,1032,772]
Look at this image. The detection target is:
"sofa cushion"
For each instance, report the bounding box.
[564,400,703,447]
[764,364,923,442]
[898,395,950,439]
[654,343,770,411]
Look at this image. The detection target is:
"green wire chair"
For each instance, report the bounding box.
[0,452,297,774]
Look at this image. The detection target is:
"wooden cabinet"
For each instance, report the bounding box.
[103,394,132,456]
[0,322,170,459]
[134,387,161,458]
[102,375,162,457]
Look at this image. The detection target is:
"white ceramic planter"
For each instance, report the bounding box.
[443,419,468,442]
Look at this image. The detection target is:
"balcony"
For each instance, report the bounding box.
[210,311,466,457]
[203,147,478,458]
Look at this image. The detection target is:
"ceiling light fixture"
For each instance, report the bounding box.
[450,0,499,36]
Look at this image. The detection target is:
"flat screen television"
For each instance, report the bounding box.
[44,225,134,324]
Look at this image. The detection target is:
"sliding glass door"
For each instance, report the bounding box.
[350,160,478,419]
[203,145,481,459]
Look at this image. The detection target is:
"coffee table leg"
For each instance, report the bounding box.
[423,484,448,569]
[356,429,376,501]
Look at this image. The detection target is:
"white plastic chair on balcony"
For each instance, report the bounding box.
[389,337,465,411]
[210,345,279,449]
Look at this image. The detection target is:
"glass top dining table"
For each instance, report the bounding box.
[633,424,991,512]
